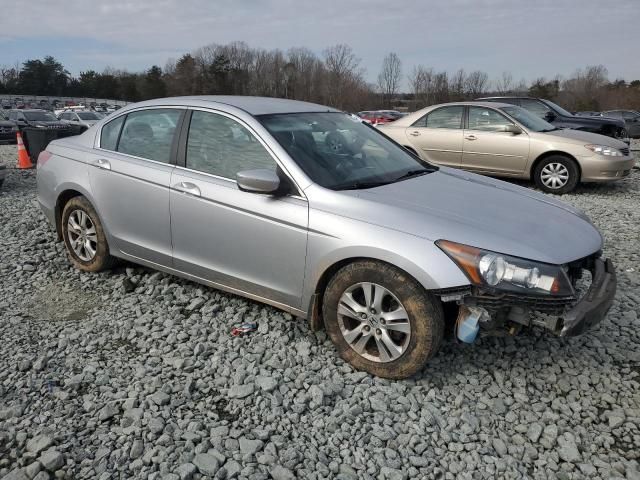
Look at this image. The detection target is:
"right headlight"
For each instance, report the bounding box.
[436,240,574,296]
[584,144,623,157]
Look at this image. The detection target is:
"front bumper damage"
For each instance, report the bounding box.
[559,258,616,336]
[437,257,617,337]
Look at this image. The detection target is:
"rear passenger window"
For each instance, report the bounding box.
[186,111,277,179]
[413,106,464,129]
[100,115,125,151]
[117,109,181,163]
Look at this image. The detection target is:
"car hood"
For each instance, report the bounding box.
[544,128,629,149]
[562,113,624,128]
[334,168,602,265]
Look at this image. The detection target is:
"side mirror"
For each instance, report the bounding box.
[236,169,281,194]
[503,124,523,134]
[544,111,556,121]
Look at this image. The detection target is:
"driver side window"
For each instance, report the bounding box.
[186,111,277,179]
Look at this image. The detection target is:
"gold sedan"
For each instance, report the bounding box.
[380,102,635,193]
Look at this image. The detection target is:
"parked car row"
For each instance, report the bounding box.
[478,97,630,143]
[37,95,619,378]
[574,109,640,138]
[1,97,122,114]
[357,110,407,125]
[380,101,634,193]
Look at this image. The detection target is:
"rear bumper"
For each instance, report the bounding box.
[560,258,616,336]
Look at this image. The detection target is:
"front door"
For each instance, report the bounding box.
[460,106,530,175]
[90,108,184,265]
[170,109,308,309]
[403,105,464,167]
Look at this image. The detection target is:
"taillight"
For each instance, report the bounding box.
[37,150,52,168]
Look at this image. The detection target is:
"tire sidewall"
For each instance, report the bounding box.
[61,197,112,272]
[534,155,579,194]
[322,261,443,379]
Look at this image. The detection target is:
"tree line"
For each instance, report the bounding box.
[1,42,640,112]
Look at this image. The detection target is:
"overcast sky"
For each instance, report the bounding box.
[2,0,639,88]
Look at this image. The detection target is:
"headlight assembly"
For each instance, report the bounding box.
[436,240,574,296]
[584,144,623,157]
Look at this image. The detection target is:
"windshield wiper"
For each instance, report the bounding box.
[334,180,395,190]
[541,127,560,132]
[393,169,432,182]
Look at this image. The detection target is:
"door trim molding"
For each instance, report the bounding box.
[119,251,307,319]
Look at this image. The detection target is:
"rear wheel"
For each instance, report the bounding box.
[62,196,115,272]
[323,261,444,379]
[533,155,579,194]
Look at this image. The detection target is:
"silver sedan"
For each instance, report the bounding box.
[37,96,616,378]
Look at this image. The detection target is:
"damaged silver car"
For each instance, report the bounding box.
[37,96,616,378]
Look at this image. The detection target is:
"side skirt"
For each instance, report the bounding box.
[118,251,307,319]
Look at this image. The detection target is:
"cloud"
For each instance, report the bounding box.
[1,0,639,84]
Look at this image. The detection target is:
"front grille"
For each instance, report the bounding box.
[472,293,576,313]
[620,147,630,156]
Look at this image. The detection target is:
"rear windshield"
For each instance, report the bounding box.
[77,112,102,120]
[23,111,57,121]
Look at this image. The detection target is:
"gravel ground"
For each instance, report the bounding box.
[0,143,639,480]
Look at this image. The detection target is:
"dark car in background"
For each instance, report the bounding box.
[602,110,640,138]
[7,109,68,131]
[0,111,18,144]
[477,96,629,144]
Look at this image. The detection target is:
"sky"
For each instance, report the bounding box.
[1,0,639,88]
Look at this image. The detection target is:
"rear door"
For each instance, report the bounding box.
[90,107,185,265]
[461,106,529,175]
[169,109,308,309]
[403,105,464,167]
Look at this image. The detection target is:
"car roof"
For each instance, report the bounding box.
[427,101,516,109]
[132,96,341,116]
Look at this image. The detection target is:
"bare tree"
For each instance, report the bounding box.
[495,71,513,94]
[323,44,364,109]
[377,52,402,107]
[449,69,466,101]
[464,70,489,97]
[409,65,434,108]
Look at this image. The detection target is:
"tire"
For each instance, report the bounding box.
[61,196,115,272]
[533,155,579,194]
[322,261,444,379]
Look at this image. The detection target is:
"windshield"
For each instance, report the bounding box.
[24,111,57,121]
[259,112,436,190]
[501,106,557,132]
[543,100,573,117]
[77,112,101,120]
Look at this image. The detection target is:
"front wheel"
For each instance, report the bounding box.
[533,155,579,194]
[323,261,444,379]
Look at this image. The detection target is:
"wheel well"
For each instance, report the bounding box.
[530,151,581,181]
[308,256,436,331]
[55,189,83,240]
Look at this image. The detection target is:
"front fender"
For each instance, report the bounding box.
[302,208,470,313]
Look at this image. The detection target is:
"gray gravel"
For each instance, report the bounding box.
[1,143,639,480]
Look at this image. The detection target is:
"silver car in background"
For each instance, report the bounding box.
[37,96,616,378]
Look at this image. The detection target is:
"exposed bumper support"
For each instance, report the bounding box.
[559,258,616,337]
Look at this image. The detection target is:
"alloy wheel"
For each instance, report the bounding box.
[540,162,570,189]
[337,282,411,363]
[67,209,98,261]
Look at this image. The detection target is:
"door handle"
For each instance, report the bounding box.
[92,158,111,170]
[465,134,477,140]
[173,181,201,197]
[409,131,421,136]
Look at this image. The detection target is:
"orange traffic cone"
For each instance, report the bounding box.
[16,131,34,169]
